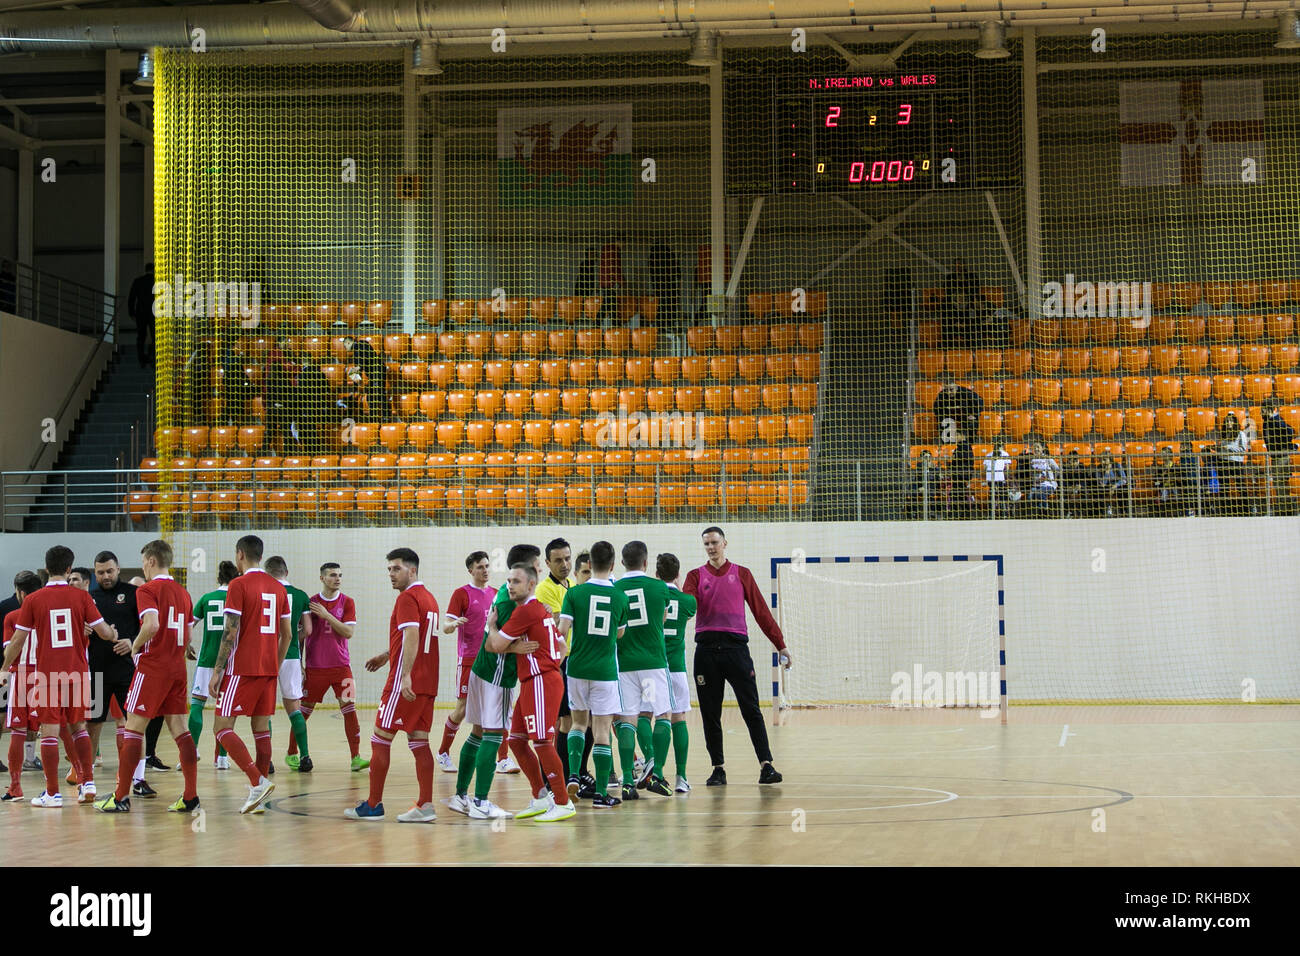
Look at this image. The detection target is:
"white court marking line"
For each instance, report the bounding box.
[794,745,1300,761]
[1058,724,1075,746]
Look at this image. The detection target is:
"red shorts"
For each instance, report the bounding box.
[303,665,355,706]
[375,685,435,734]
[217,674,277,718]
[4,669,36,731]
[29,669,91,726]
[125,670,188,719]
[511,671,563,743]
[456,656,475,700]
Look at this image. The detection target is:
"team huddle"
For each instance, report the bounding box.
[1,526,789,823]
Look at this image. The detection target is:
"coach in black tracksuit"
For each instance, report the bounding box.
[683,526,789,787]
[88,552,140,772]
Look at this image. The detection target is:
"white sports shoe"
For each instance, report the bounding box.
[446,793,471,815]
[514,794,554,819]
[215,756,230,771]
[633,756,647,779]
[496,757,520,775]
[435,752,456,773]
[78,782,96,805]
[675,775,691,794]
[240,778,274,814]
[397,803,438,824]
[32,791,63,808]
[467,798,512,820]
[536,801,577,822]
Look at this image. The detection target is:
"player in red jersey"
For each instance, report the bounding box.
[345,547,442,823]
[2,571,43,801]
[95,540,202,814]
[0,546,121,808]
[500,562,575,823]
[208,535,292,814]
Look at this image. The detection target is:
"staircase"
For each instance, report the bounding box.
[23,345,154,533]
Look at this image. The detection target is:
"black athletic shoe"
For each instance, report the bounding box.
[132,780,158,798]
[758,763,783,784]
[167,795,201,813]
[645,776,674,797]
[577,780,597,800]
[706,766,727,787]
[591,792,622,809]
[298,756,313,773]
[635,765,655,790]
[0,759,6,774]
[580,772,597,790]
[145,755,170,772]
[566,774,581,798]
[620,783,639,801]
[267,762,275,775]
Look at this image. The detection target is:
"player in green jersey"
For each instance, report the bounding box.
[266,557,312,774]
[613,540,674,799]
[558,540,629,808]
[656,552,697,793]
[188,561,238,769]
[448,543,544,820]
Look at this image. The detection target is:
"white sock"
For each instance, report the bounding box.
[134,758,146,782]
[24,740,36,761]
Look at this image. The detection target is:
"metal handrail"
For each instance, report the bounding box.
[3,261,120,337]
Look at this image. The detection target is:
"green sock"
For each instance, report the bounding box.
[218,744,227,758]
[616,721,637,788]
[636,716,654,776]
[567,729,585,779]
[475,732,503,801]
[593,745,613,797]
[188,698,205,745]
[653,719,672,780]
[289,710,309,759]
[671,720,689,776]
[455,734,481,796]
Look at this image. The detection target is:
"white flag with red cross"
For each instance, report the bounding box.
[1119,79,1263,186]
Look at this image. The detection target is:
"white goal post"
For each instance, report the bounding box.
[769,554,1007,725]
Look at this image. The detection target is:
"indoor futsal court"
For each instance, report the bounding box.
[1,0,1299,900]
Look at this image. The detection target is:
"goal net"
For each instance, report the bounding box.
[775,557,1003,716]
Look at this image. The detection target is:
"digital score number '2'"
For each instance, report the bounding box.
[821,103,925,183]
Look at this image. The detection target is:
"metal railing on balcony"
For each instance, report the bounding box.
[1,260,119,336]
[1,451,1297,532]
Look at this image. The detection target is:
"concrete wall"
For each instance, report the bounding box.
[1,519,1295,706]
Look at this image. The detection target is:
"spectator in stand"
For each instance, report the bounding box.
[573,245,598,300]
[1214,412,1255,515]
[1150,446,1184,517]
[933,378,983,444]
[263,355,298,455]
[909,449,943,519]
[340,335,388,419]
[294,361,336,457]
[982,443,1012,517]
[943,259,981,347]
[1260,400,1297,513]
[646,238,682,337]
[952,433,976,519]
[1028,441,1060,514]
[1099,454,1128,517]
[127,263,156,366]
[1060,450,1093,518]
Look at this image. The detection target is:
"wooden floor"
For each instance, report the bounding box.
[4,705,1297,866]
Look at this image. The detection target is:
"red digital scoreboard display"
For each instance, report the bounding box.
[775,71,974,192]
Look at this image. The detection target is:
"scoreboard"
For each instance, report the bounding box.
[724,68,1019,195]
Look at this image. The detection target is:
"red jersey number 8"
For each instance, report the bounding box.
[49,608,74,648]
[260,594,277,635]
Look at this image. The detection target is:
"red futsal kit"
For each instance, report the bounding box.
[12,582,103,725]
[127,575,195,719]
[376,582,440,734]
[502,597,564,743]
[218,568,289,718]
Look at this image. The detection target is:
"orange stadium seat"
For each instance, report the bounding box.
[474,390,503,418]
[502,389,530,418]
[464,332,490,358]
[1148,316,1176,344]
[976,412,1001,439]
[1244,375,1274,404]
[1213,375,1243,404]
[675,357,703,386]
[675,387,703,414]
[1156,408,1185,438]
[534,359,565,389]
[918,350,944,378]
[1063,410,1092,439]
[194,457,222,485]
[427,361,453,389]
[1238,313,1265,341]
[1061,348,1091,375]
[181,426,209,457]
[1062,378,1091,406]
[757,415,786,444]
[1240,345,1269,372]
[378,423,405,452]
[1120,347,1149,373]
[973,349,1002,376]
[1177,315,1205,343]
[209,426,238,455]
[787,415,814,444]
[797,323,825,350]
[1034,410,1063,437]
[750,447,779,476]
[1186,408,1217,437]
[1272,345,1299,371]
[1002,348,1031,377]
[436,421,464,450]
[566,359,595,387]
[1206,316,1234,342]
[646,387,673,414]
[686,483,718,513]
[494,420,522,450]
[793,353,820,381]
[1267,313,1295,340]
[1033,348,1062,376]
[445,390,474,417]
[1032,379,1061,406]
[652,357,681,384]
[1183,376,1213,405]
[1277,375,1300,404]
[913,412,938,442]
[710,355,738,383]
[422,452,454,481]
[1009,319,1032,347]
[1094,409,1124,438]
[1153,376,1182,404]
[1203,281,1231,310]
[972,380,1001,409]
[946,349,974,377]
[410,333,437,362]
[1004,410,1033,440]
[762,384,791,411]
[483,361,510,389]
[455,452,486,480]
[1061,318,1089,344]
[1125,408,1155,438]
[713,325,742,353]
[494,331,521,357]
[1150,346,1180,374]
[417,391,446,419]
[733,385,761,413]
[367,454,397,483]
[549,330,576,356]
[337,454,367,483]
[455,361,483,388]
[1262,282,1291,308]
[395,392,420,418]
[1234,281,1260,309]
[1002,380,1031,408]
[1091,377,1121,405]
[741,324,770,352]
[575,329,601,355]
[1210,345,1239,371]
[619,388,646,413]
[914,381,942,409]
[604,450,634,478]
[1174,282,1202,311]
[781,446,810,475]
[1090,318,1118,345]
[1092,347,1120,375]
[626,357,652,386]
[1121,376,1151,404]
[1181,345,1209,374]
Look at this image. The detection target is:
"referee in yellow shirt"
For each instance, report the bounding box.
[537,538,576,780]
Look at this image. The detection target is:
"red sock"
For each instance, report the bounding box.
[341,704,360,758]
[175,731,199,801]
[58,725,77,780]
[508,733,545,798]
[537,738,569,805]
[367,735,391,807]
[40,736,60,796]
[439,717,461,757]
[253,731,272,777]
[216,728,260,786]
[8,732,24,793]
[408,739,434,806]
[72,730,93,786]
[497,735,509,760]
[116,731,143,801]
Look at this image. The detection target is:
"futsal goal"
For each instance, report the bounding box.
[770,555,1007,724]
